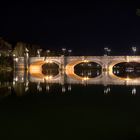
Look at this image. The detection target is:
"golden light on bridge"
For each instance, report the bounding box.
[126,77,131,81]
[83,60,89,63]
[126,56,130,63]
[82,77,89,81]
[28,56,140,84]
[45,60,53,63]
[45,76,53,80]
[29,65,42,73]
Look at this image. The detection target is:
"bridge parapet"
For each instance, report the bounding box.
[29,56,63,66]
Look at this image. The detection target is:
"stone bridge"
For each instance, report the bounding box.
[13,55,140,86]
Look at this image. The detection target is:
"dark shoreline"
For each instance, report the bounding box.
[0,66,12,71]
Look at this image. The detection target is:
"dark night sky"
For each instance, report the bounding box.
[0,0,140,55]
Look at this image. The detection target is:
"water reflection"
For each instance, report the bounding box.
[104,86,111,94]
[131,87,136,95]
[0,71,13,99]
[0,66,140,99]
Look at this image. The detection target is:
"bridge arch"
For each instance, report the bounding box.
[108,60,140,81]
[29,60,61,77]
[65,60,103,81]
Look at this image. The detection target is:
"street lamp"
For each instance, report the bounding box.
[62,48,66,55]
[37,49,42,57]
[132,46,137,56]
[104,47,108,56]
[46,50,50,56]
[44,50,51,61]
[25,48,29,57]
[107,49,111,56]
[68,49,72,56]
[104,47,111,56]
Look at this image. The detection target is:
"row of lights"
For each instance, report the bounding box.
[0,46,138,58]
[37,48,73,57]
[3,47,137,59]
[12,79,139,95]
[36,83,72,93]
[104,86,136,95]
[104,46,137,56]
[4,48,72,58]
[42,46,137,56]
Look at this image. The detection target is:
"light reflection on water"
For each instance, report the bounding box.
[0,69,139,138]
[0,68,140,98]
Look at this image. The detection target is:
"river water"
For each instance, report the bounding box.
[0,68,139,139]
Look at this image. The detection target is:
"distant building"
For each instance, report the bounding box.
[0,37,41,57]
[13,42,41,57]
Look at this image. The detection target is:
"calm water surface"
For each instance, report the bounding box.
[0,68,139,139]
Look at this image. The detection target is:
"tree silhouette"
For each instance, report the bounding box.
[13,42,26,57]
[136,9,140,16]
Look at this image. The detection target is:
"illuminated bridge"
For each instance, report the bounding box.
[13,55,140,86]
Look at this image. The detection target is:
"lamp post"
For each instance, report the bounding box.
[62,48,66,56]
[107,48,111,56]
[68,49,72,56]
[132,46,137,56]
[37,49,42,57]
[46,50,50,56]
[104,47,111,71]
[25,47,29,70]
[104,47,111,56]
[104,47,108,56]
[44,50,50,61]
[131,46,137,70]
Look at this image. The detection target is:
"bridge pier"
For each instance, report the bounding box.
[60,55,65,70]
[24,49,29,70]
[102,64,108,72]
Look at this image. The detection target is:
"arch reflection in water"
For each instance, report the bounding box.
[113,62,140,79]
[0,70,140,99]
[0,71,13,99]
[74,62,102,78]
